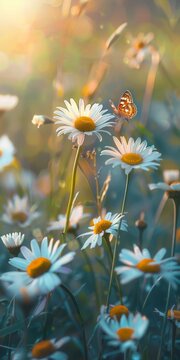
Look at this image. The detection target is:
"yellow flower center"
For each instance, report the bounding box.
[116,327,134,342]
[170,181,180,187]
[121,153,143,165]
[0,148,3,157]
[32,340,55,358]
[12,211,28,223]
[134,40,145,50]
[109,305,129,319]
[27,257,51,278]
[167,309,180,321]
[74,116,96,132]
[94,219,112,234]
[136,258,160,273]
[176,228,180,243]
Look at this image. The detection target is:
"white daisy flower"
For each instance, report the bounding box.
[30,337,69,360]
[1,232,24,256]
[101,136,161,175]
[79,212,128,250]
[0,135,15,171]
[124,32,154,69]
[116,245,179,288]
[155,306,180,328]
[0,94,18,114]
[149,169,180,197]
[100,312,149,352]
[1,237,75,296]
[2,273,40,302]
[54,98,115,146]
[47,205,89,233]
[2,195,40,227]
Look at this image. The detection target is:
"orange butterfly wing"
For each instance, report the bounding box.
[115,90,137,119]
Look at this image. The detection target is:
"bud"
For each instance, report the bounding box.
[135,212,147,230]
[32,115,54,128]
[1,232,24,256]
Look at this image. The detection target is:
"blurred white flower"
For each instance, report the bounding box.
[2,195,40,227]
[47,205,89,232]
[155,306,180,328]
[100,312,148,352]
[79,212,127,250]
[54,98,114,146]
[0,135,15,171]
[149,169,180,196]
[116,245,179,288]
[163,170,180,184]
[30,337,69,360]
[101,136,161,175]
[124,33,154,69]
[149,182,180,192]
[0,94,18,114]
[1,232,24,256]
[1,237,75,296]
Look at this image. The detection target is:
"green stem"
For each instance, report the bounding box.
[64,145,81,235]
[157,199,179,360]
[138,229,144,250]
[106,173,130,307]
[60,284,88,360]
[171,322,176,360]
[81,246,101,310]
[94,154,102,217]
[42,293,51,339]
[104,236,123,303]
[8,299,15,360]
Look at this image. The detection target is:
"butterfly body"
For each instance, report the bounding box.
[110,90,137,120]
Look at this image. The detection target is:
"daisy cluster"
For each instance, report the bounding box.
[0,96,179,360]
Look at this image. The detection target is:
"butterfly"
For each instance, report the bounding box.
[110,90,137,120]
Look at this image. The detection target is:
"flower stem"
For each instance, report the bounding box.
[92,151,102,217]
[104,236,123,303]
[64,145,81,235]
[157,199,179,360]
[106,173,130,307]
[140,47,160,126]
[171,322,176,360]
[60,284,88,360]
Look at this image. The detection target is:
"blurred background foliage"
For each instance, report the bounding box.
[0,0,179,253]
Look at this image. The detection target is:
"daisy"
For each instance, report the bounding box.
[54,98,115,146]
[100,312,148,352]
[124,32,154,69]
[2,274,40,302]
[47,205,89,233]
[2,195,40,227]
[1,232,24,256]
[115,245,179,288]
[30,337,69,360]
[0,135,15,171]
[0,94,18,115]
[100,304,129,321]
[155,306,180,328]
[79,212,128,250]
[149,169,180,199]
[101,136,161,175]
[1,237,75,296]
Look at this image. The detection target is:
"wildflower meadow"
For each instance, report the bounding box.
[0,1,179,359]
